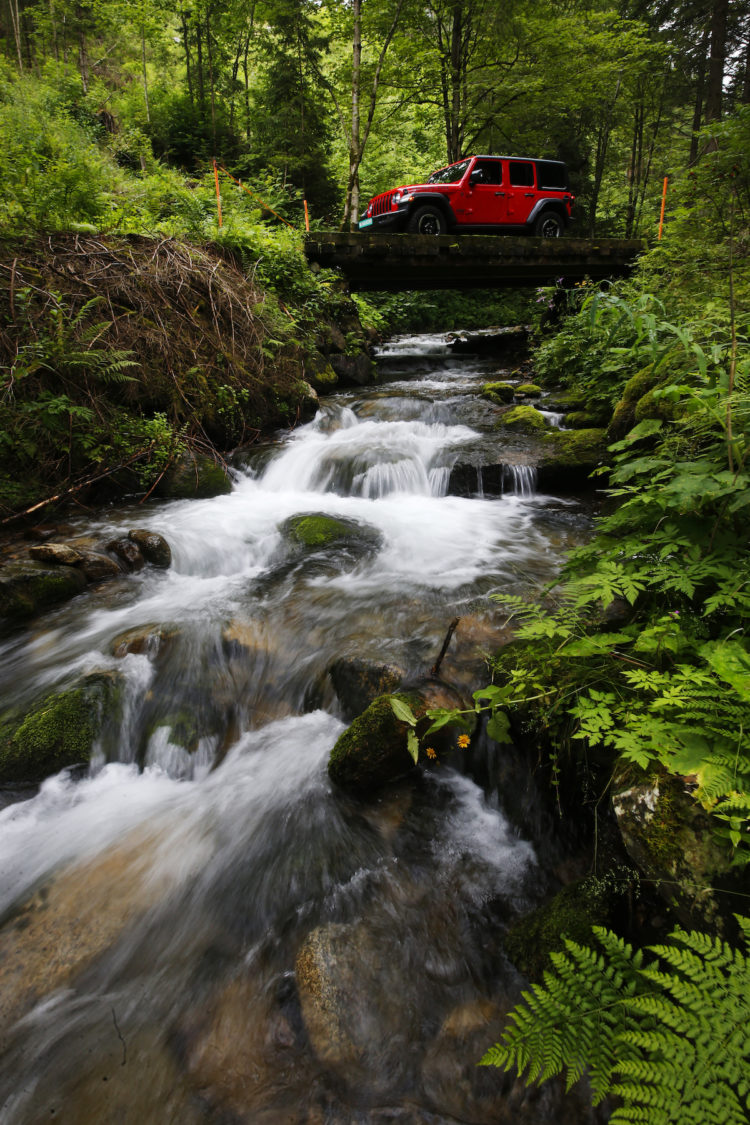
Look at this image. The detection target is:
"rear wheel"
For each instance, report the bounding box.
[534,211,564,238]
[407,205,447,235]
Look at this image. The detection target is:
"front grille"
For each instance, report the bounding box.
[370,191,395,216]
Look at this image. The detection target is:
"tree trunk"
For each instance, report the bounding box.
[688,27,708,166]
[8,0,24,69]
[346,0,362,228]
[705,0,729,123]
[141,24,150,123]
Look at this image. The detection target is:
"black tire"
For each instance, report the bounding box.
[407,205,447,235]
[533,211,564,238]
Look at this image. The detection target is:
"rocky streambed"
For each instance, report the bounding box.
[0,328,608,1124]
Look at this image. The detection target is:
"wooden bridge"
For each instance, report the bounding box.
[304,232,645,291]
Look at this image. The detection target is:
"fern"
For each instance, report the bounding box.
[481,917,750,1124]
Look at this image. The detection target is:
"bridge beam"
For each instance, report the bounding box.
[304,232,645,291]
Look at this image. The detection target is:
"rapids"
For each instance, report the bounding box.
[0,330,595,1123]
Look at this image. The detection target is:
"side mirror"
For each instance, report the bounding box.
[469,168,484,185]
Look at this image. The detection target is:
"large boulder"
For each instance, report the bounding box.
[128,528,172,568]
[327,679,469,795]
[0,561,87,624]
[329,353,376,387]
[327,656,404,721]
[612,769,734,930]
[155,453,233,499]
[536,428,608,491]
[0,672,121,784]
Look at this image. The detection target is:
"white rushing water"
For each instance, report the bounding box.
[0,330,591,1124]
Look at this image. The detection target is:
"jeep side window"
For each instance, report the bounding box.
[474,160,502,185]
[537,161,568,190]
[508,161,535,187]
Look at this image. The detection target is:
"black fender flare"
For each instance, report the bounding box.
[526,199,567,228]
[406,193,455,228]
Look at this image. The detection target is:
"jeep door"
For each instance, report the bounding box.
[464,158,507,225]
[506,160,537,224]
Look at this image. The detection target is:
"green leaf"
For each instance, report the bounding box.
[701,641,750,700]
[486,710,512,745]
[406,728,419,764]
[390,697,417,726]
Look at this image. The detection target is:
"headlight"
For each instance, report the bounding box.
[392,191,414,207]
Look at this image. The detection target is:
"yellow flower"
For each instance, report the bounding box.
[425,746,437,760]
[457,734,470,749]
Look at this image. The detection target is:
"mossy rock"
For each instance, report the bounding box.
[565,410,605,429]
[328,692,423,794]
[0,562,87,624]
[305,350,339,393]
[481,381,514,404]
[514,383,542,397]
[607,364,664,441]
[495,405,549,433]
[155,454,232,500]
[612,770,734,930]
[504,874,628,982]
[0,673,121,784]
[128,529,172,568]
[634,386,678,425]
[537,428,608,490]
[281,513,382,556]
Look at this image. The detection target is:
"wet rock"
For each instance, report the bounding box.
[612,770,734,929]
[107,536,145,570]
[514,383,542,398]
[327,679,469,795]
[422,997,598,1124]
[279,513,382,568]
[111,623,178,658]
[27,1027,202,1125]
[565,409,605,429]
[76,549,123,582]
[328,656,404,721]
[481,381,514,405]
[155,452,233,499]
[0,672,122,784]
[330,353,376,387]
[0,824,178,1041]
[295,920,418,1094]
[328,692,419,794]
[182,970,314,1122]
[0,560,87,623]
[494,405,549,433]
[317,323,347,354]
[536,428,608,491]
[128,528,172,568]
[27,542,84,566]
[449,328,529,357]
[293,379,320,423]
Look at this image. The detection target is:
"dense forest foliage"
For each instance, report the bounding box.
[1,0,750,1117]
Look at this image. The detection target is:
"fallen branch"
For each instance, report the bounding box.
[431,617,460,676]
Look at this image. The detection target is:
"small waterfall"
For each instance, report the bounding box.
[502,463,537,497]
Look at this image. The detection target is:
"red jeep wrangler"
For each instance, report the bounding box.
[359,155,574,237]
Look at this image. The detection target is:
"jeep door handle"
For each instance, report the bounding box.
[495,191,505,196]
[524,192,535,197]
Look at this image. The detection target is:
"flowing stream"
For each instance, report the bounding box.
[0,331,595,1124]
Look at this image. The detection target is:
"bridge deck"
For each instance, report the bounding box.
[304,232,645,290]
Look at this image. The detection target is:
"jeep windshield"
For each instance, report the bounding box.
[427,159,470,185]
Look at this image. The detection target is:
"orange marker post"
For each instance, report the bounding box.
[658,176,668,240]
[304,199,310,232]
[213,158,223,228]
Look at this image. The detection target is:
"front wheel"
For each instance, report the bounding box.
[534,211,564,238]
[407,205,447,236]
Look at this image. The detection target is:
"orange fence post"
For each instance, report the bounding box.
[658,176,668,240]
[213,158,223,228]
[304,199,310,232]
